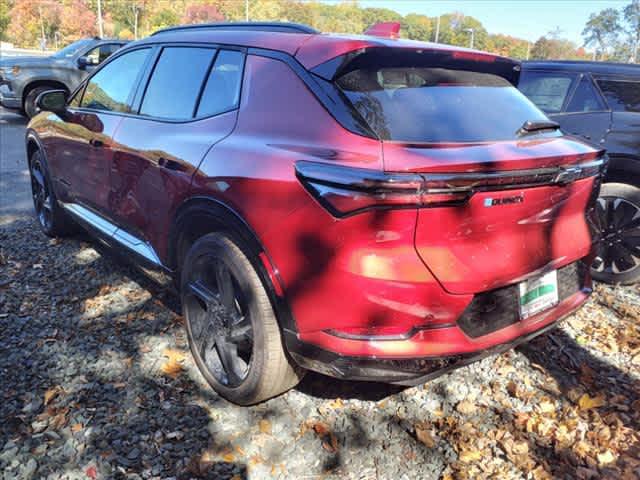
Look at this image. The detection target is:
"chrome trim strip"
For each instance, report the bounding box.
[61,202,162,266]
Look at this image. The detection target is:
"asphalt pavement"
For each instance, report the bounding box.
[0,106,31,218]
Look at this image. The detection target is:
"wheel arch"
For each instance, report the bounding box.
[606,154,640,188]
[26,131,45,165]
[22,79,70,107]
[168,196,296,333]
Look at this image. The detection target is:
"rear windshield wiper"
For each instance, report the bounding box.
[516,120,560,137]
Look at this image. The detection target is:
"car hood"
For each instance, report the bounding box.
[0,56,59,68]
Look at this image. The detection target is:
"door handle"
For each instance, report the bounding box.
[89,138,104,148]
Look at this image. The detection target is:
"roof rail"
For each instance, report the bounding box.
[152,22,319,36]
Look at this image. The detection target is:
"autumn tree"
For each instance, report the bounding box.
[183,4,224,24]
[582,8,620,59]
[8,0,62,48]
[60,0,96,42]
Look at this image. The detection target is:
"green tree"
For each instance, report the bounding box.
[0,0,13,41]
[582,8,620,59]
[401,13,431,41]
[624,0,640,62]
[361,7,401,29]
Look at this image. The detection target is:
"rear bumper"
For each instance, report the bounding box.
[286,284,590,385]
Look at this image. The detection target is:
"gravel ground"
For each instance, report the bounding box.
[1,214,639,480]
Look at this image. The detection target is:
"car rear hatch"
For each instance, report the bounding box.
[325,47,606,295]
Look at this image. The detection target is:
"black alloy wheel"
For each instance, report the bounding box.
[184,255,254,387]
[181,233,303,405]
[30,155,53,231]
[592,183,640,285]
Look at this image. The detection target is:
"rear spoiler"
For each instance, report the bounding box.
[311,46,522,86]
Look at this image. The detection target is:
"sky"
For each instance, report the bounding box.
[348,0,629,46]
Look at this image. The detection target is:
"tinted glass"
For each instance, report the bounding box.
[81,48,149,113]
[338,67,552,143]
[52,39,93,58]
[566,76,606,112]
[518,71,577,113]
[141,47,215,120]
[196,50,244,117]
[597,79,640,112]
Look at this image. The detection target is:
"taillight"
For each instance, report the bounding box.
[296,157,607,218]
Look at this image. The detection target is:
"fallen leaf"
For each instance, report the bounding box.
[415,424,436,448]
[597,449,616,465]
[160,349,186,378]
[538,399,556,414]
[222,452,235,462]
[71,423,83,433]
[458,449,482,463]
[161,360,183,378]
[44,386,63,405]
[259,419,272,435]
[578,393,606,411]
[162,348,186,363]
[456,400,476,415]
[49,412,67,430]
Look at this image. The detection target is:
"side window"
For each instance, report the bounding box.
[597,78,640,112]
[140,47,216,120]
[81,48,149,113]
[196,50,245,117]
[566,76,606,113]
[85,44,122,66]
[518,71,578,113]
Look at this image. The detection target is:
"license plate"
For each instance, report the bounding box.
[518,270,559,320]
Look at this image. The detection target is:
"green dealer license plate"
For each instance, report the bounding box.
[518,270,559,320]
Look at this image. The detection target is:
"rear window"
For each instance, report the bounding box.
[338,66,552,143]
[596,78,640,112]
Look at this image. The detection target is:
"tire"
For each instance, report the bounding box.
[591,182,640,285]
[29,149,77,237]
[24,86,54,119]
[181,232,304,405]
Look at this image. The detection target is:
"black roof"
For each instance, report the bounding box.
[152,22,319,36]
[523,60,640,76]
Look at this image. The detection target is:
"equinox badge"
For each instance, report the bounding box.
[484,194,525,207]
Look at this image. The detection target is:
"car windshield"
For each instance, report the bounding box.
[338,66,555,143]
[51,39,94,58]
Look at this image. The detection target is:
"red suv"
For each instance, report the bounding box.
[26,22,605,404]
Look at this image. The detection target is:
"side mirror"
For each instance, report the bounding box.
[77,56,96,70]
[36,90,68,115]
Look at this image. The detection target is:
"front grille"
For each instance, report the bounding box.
[457,262,587,339]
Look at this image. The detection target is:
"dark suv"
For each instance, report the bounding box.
[26,22,605,404]
[0,37,126,118]
[519,61,640,284]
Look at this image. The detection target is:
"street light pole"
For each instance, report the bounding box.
[97,0,104,38]
[464,28,474,49]
[245,0,249,21]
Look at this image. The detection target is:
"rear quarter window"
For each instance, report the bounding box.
[518,71,577,113]
[596,78,640,112]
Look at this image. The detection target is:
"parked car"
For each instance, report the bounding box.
[0,37,126,118]
[519,61,640,284]
[26,22,606,405]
